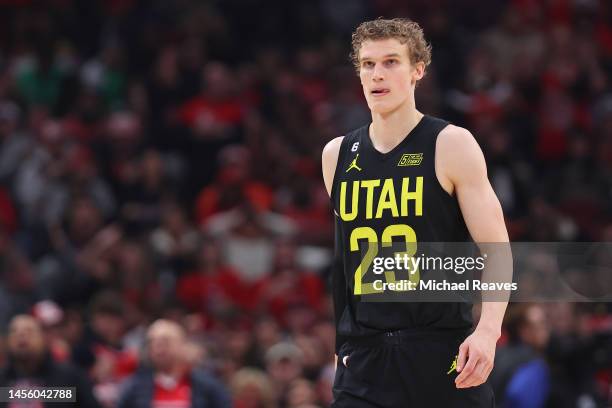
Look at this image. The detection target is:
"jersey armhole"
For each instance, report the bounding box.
[433,123,456,199]
[329,135,351,210]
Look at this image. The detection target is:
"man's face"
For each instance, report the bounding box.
[358,38,424,115]
[7,316,46,361]
[147,322,184,372]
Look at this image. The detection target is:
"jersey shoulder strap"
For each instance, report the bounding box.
[329,125,367,208]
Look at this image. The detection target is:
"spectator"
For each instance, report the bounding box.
[72,291,137,407]
[264,342,304,402]
[230,367,275,408]
[490,303,551,408]
[118,319,230,408]
[176,238,248,318]
[0,314,100,408]
[150,202,200,274]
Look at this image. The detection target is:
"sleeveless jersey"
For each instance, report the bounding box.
[330,114,473,340]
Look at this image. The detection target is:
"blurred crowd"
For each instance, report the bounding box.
[0,0,611,407]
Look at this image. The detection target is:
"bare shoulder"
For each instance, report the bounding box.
[436,124,487,189]
[322,136,344,163]
[321,136,344,196]
[437,124,481,154]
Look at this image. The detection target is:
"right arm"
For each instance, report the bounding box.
[321,137,344,368]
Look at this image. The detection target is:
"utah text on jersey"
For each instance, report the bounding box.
[338,176,423,221]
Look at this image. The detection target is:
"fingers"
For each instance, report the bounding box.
[457,360,489,388]
[455,352,479,388]
[455,353,494,388]
[456,342,468,373]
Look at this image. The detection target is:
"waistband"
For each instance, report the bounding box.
[346,327,472,347]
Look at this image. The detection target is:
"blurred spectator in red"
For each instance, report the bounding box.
[118,319,230,408]
[72,291,137,407]
[205,205,296,282]
[258,239,324,327]
[176,238,250,321]
[179,62,245,140]
[0,314,101,408]
[195,145,272,225]
[115,240,161,323]
[274,158,333,245]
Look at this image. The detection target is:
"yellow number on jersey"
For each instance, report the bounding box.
[350,224,419,295]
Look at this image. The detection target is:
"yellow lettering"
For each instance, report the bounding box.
[401,177,423,216]
[375,178,399,219]
[361,179,380,219]
[340,181,359,221]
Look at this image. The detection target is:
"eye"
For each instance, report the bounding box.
[385,59,398,66]
[362,61,374,69]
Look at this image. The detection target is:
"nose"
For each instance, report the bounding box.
[372,63,384,81]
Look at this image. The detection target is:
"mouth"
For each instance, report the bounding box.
[371,88,390,97]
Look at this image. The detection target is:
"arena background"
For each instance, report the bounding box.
[0,0,611,407]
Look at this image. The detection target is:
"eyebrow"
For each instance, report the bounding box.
[360,53,402,61]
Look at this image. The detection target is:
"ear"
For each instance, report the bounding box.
[412,61,425,82]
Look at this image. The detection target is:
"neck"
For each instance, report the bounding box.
[157,363,186,379]
[370,100,423,154]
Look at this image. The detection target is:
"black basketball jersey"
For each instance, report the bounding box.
[330,114,473,344]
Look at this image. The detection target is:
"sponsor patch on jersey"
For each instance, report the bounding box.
[398,153,423,166]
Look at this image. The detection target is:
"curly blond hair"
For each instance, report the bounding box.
[350,17,432,75]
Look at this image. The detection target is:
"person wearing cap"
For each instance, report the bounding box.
[264,342,304,403]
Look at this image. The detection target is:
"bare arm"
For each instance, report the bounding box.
[437,125,512,388]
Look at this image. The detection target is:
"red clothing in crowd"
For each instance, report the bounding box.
[258,271,324,326]
[176,266,258,313]
[179,97,244,127]
[152,374,192,408]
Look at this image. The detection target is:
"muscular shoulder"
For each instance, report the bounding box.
[321,136,344,196]
[436,125,487,193]
[322,136,344,166]
[437,125,481,155]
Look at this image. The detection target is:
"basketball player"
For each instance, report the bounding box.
[322,18,510,407]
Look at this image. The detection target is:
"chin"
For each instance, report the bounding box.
[368,101,397,115]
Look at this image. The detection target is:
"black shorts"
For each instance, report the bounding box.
[332,327,495,408]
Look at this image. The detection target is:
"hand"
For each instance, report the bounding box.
[455,327,499,389]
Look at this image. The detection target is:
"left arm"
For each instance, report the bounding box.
[436,125,512,389]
